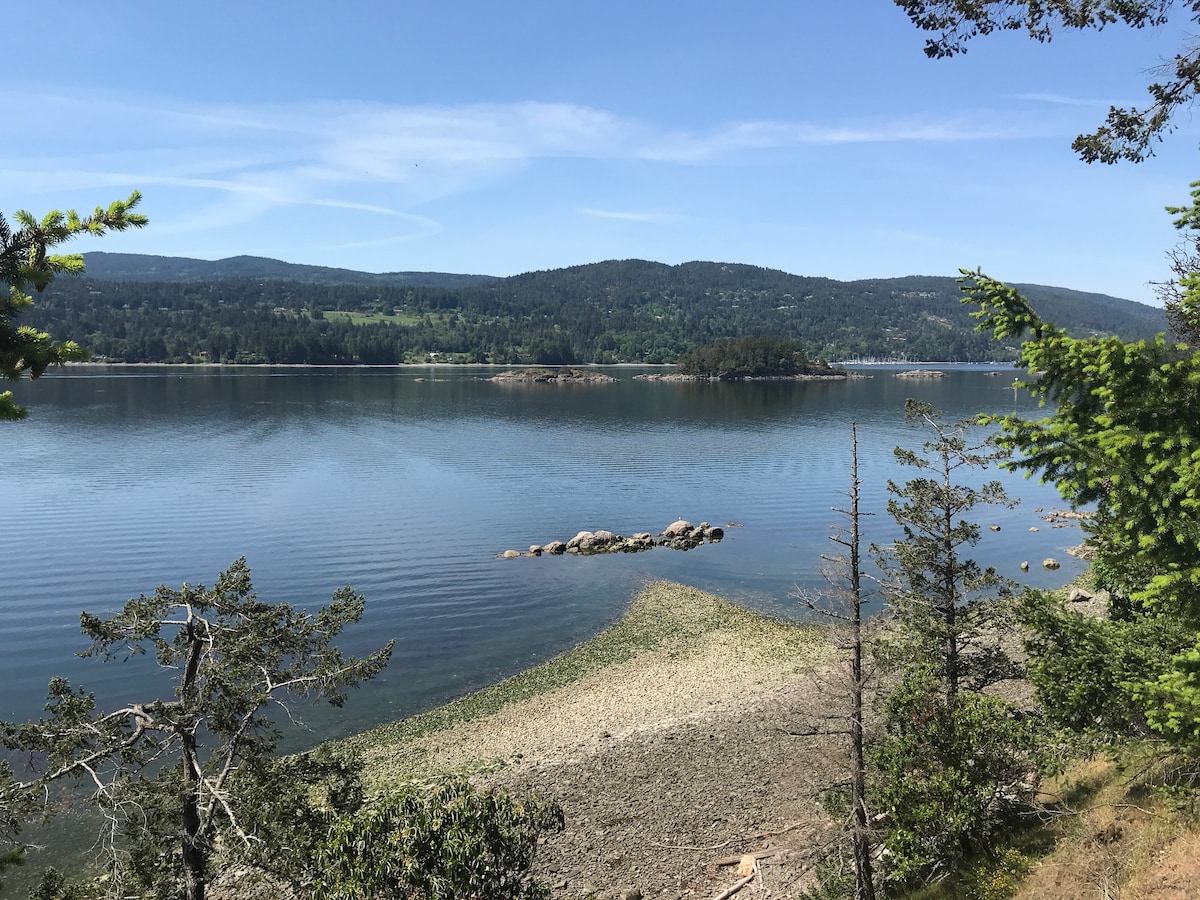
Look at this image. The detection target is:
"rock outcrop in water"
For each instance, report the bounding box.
[499,520,725,558]
[490,367,616,383]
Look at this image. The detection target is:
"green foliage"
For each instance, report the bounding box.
[673,335,835,377]
[0,192,146,420]
[28,867,103,900]
[1,558,392,900]
[1161,180,1200,345]
[894,0,1198,163]
[0,738,42,889]
[313,775,564,900]
[1133,642,1200,753]
[80,252,495,289]
[0,843,24,892]
[220,745,368,890]
[963,270,1200,621]
[870,404,1050,888]
[958,847,1033,900]
[961,269,1200,754]
[0,217,193,877]
[1016,590,1191,738]
[795,854,856,900]
[872,671,1043,889]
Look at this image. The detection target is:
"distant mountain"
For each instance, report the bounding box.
[28,256,1166,366]
[1010,280,1165,336]
[473,259,1165,345]
[81,252,497,289]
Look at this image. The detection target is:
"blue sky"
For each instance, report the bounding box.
[10,1,1199,304]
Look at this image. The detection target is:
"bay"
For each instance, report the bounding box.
[2,365,1086,745]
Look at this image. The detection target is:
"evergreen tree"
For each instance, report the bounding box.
[0,192,146,419]
[875,400,1017,706]
[870,401,1042,888]
[964,268,1200,753]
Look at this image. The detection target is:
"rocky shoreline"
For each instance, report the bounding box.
[491,367,617,383]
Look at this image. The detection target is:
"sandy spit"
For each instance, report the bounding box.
[337,582,847,899]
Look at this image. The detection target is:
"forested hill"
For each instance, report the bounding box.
[80,252,496,289]
[26,256,1166,365]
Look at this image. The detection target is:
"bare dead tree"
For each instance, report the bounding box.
[798,424,878,900]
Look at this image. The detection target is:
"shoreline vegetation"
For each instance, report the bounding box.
[487,365,856,383]
[490,366,617,383]
[59,360,1008,369]
[17,575,1191,898]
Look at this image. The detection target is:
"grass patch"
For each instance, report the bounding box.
[983,745,1200,899]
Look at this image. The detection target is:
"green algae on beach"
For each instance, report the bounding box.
[338,581,827,784]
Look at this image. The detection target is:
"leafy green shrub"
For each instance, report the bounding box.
[313,775,564,900]
[1134,641,1200,754]
[1017,590,1191,739]
[27,867,103,900]
[961,847,1032,900]
[872,671,1044,888]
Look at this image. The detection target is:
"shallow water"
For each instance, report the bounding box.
[2,365,1086,742]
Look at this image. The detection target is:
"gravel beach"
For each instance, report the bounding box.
[342,581,846,899]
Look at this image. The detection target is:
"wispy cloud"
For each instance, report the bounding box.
[578,207,677,224]
[640,117,1026,163]
[2,91,1044,244]
[1016,92,1115,108]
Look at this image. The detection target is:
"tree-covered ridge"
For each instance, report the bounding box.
[81,252,496,289]
[27,258,1164,366]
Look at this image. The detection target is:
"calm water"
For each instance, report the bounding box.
[2,365,1086,743]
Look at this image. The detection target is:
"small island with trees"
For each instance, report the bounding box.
[643,336,846,380]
